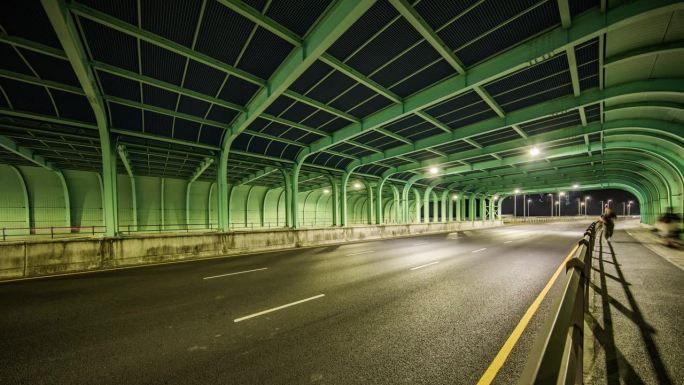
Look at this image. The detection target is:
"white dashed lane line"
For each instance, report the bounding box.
[233,294,326,323]
[203,268,268,280]
[410,261,440,271]
[472,248,487,253]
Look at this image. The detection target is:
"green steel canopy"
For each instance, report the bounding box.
[0,0,682,234]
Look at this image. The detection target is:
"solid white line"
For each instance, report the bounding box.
[203,267,267,280]
[347,250,374,256]
[413,242,429,246]
[410,261,440,270]
[472,248,487,253]
[504,240,513,244]
[233,294,326,323]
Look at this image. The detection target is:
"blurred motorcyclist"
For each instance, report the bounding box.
[601,207,617,240]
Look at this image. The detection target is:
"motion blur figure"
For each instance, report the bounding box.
[656,207,682,248]
[601,207,617,240]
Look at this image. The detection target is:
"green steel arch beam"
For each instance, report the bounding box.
[42,0,119,235]
[295,1,684,162]
[467,171,662,218]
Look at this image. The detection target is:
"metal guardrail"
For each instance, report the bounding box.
[518,221,598,385]
[1,226,106,240]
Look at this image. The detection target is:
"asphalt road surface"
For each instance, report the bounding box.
[0,221,593,385]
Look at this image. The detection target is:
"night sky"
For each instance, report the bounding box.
[500,189,640,217]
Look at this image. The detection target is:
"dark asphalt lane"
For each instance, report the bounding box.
[0,222,592,385]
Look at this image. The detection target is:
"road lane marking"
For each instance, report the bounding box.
[203,267,267,280]
[472,248,487,253]
[413,242,429,246]
[475,243,580,385]
[346,250,374,256]
[410,261,440,270]
[234,294,326,323]
[504,240,513,244]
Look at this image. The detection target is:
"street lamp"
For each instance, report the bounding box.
[452,194,459,200]
[323,189,330,194]
[548,193,554,217]
[529,146,540,156]
[607,199,613,208]
[558,192,565,216]
[584,196,591,216]
[628,201,633,216]
[513,189,520,217]
[527,199,531,217]
[429,166,439,175]
[573,184,579,189]
[353,182,362,189]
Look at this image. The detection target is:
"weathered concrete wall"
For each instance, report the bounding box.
[0,220,502,280]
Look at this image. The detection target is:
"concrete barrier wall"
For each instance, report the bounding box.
[0,220,502,280]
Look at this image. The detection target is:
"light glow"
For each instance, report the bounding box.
[573,184,579,188]
[452,194,459,200]
[429,166,439,174]
[529,146,540,156]
[514,188,521,194]
[323,189,330,194]
[353,182,362,189]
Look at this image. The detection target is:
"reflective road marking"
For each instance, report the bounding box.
[203,268,268,280]
[234,294,326,323]
[410,261,440,271]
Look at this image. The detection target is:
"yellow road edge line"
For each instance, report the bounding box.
[475,243,579,385]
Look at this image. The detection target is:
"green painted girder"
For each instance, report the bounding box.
[260,114,328,137]
[388,0,466,75]
[189,157,214,183]
[225,0,374,143]
[215,0,300,45]
[604,40,684,68]
[282,90,360,124]
[105,95,309,147]
[238,167,277,186]
[566,46,581,97]
[324,150,358,160]
[0,33,67,60]
[319,54,402,103]
[415,110,451,133]
[349,140,382,153]
[473,86,506,118]
[116,144,134,177]
[0,107,96,130]
[450,161,667,196]
[354,78,684,171]
[604,101,684,112]
[297,0,684,161]
[0,69,84,95]
[557,0,572,28]
[374,127,412,144]
[390,117,683,178]
[111,129,221,151]
[220,0,400,106]
[417,139,682,190]
[92,61,245,113]
[0,134,57,171]
[511,124,528,139]
[68,1,264,87]
[470,170,660,200]
[43,0,119,236]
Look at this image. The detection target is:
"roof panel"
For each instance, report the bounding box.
[174,118,201,142]
[344,16,423,76]
[0,0,63,49]
[195,0,256,67]
[389,59,454,98]
[51,90,96,123]
[236,27,294,79]
[456,1,560,67]
[347,94,392,118]
[79,18,139,72]
[183,59,227,96]
[141,0,203,47]
[218,76,260,106]
[0,78,56,116]
[142,84,177,110]
[140,41,185,86]
[289,60,333,94]
[326,1,399,61]
[97,70,140,101]
[266,0,332,37]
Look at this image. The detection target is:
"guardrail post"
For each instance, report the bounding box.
[92,226,95,235]
[2,228,5,241]
[50,227,54,239]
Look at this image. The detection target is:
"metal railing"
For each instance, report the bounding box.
[518,221,598,385]
[1,226,107,241]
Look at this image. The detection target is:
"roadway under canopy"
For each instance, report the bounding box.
[0,0,682,236]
